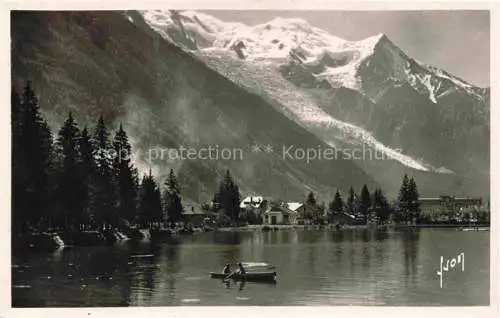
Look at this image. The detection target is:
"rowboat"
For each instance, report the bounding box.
[210,271,277,283]
[241,262,276,270]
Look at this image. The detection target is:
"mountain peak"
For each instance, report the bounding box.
[263,17,314,31]
[356,32,391,52]
[374,32,387,41]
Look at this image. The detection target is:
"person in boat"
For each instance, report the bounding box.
[237,262,246,275]
[222,263,232,275]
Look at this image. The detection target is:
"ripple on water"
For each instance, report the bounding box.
[181,298,201,303]
[130,254,154,258]
[132,264,160,269]
[13,284,31,289]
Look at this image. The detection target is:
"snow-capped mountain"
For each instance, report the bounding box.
[12,11,386,204]
[141,10,430,170]
[139,10,490,197]
[141,10,485,102]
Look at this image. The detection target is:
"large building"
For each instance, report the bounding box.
[419,196,482,217]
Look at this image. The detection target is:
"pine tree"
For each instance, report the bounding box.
[318,202,326,222]
[397,174,411,224]
[139,170,163,228]
[12,86,25,234]
[164,168,183,225]
[372,188,391,224]
[55,112,85,230]
[329,190,344,217]
[212,182,223,212]
[15,82,54,231]
[346,186,357,216]
[214,170,241,221]
[357,184,371,224]
[112,123,138,225]
[408,177,421,224]
[306,192,317,206]
[165,168,180,195]
[79,126,98,229]
[304,191,317,221]
[93,116,117,229]
[11,86,22,149]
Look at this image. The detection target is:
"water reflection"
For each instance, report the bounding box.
[213,231,241,245]
[374,228,389,241]
[222,280,246,291]
[330,229,345,242]
[402,229,420,282]
[12,229,489,306]
[361,229,371,242]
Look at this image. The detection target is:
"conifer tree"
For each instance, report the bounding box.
[55,112,85,230]
[112,123,138,225]
[163,168,183,225]
[408,177,421,223]
[346,186,357,216]
[357,184,372,224]
[306,192,317,206]
[329,189,345,217]
[214,170,241,221]
[398,174,411,224]
[139,170,163,228]
[79,126,98,228]
[372,188,391,224]
[93,116,117,229]
[12,86,25,233]
[15,83,54,231]
[304,191,318,221]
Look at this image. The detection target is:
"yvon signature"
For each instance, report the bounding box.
[437,252,465,288]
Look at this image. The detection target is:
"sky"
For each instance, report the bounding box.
[203,10,490,87]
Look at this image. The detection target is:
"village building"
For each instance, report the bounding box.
[287,202,305,215]
[262,201,303,225]
[183,205,210,225]
[329,212,358,225]
[419,196,482,218]
[240,196,265,210]
[239,195,269,216]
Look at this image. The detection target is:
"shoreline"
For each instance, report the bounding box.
[12,223,489,254]
[214,223,491,232]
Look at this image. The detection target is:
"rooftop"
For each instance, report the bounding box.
[286,202,304,211]
[240,196,265,209]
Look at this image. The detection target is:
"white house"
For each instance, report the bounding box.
[240,196,265,210]
[263,201,301,225]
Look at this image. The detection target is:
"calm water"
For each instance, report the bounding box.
[12,228,490,306]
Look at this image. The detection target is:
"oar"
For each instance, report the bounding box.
[224,262,244,281]
[223,271,235,281]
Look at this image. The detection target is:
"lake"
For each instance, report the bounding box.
[12,228,490,306]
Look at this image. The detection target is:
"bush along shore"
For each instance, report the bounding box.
[212,222,490,233]
[12,226,212,253]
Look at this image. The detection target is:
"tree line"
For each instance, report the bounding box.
[12,83,191,234]
[306,174,421,225]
